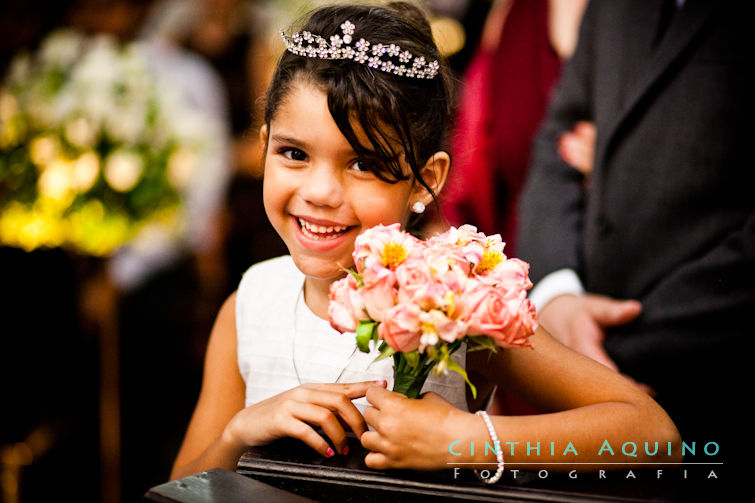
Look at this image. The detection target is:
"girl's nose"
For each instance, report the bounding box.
[300,164,344,208]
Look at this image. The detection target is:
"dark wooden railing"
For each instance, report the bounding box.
[145,435,722,502]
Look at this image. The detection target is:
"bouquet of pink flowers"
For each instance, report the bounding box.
[328,223,538,399]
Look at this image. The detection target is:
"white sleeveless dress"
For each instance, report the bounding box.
[236,255,468,414]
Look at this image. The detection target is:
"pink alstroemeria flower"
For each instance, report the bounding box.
[420,309,468,346]
[353,223,422,275]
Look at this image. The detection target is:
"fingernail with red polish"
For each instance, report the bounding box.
[326,448,334,457]
[342,446,349,455]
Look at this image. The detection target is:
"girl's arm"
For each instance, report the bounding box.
[171,293,385,479]
[171,292,248,479]
[361,327,682,470]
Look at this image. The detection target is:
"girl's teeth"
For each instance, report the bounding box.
[298,218,348,239]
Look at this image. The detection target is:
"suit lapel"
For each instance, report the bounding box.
[616,0,660,99]
[600,0,720,164]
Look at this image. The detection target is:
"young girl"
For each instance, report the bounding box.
[171,2,680,480]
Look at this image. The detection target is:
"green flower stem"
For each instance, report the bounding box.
[390,339,473,399]
[392,352,434,399]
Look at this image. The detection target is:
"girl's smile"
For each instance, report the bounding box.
[293,215,355,248]
[295,215,352,239]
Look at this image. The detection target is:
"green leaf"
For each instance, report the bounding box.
[447,357,477,400]
[356,321,376,353]
[466,335,498,353]
[344,267,364,287]
[373,341,396,362]
[403,351,420,369]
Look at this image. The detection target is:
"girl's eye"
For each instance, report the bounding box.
[349,160,370,172]
[281,148,307,161]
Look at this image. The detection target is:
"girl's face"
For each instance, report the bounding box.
[262,80,418,283]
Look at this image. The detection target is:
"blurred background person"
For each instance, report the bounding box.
[518,0,754,469]
[437,0,587,252]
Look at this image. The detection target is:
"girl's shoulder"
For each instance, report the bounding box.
[235,255,303,322]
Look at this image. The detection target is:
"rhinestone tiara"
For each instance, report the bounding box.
[280,20,440,79]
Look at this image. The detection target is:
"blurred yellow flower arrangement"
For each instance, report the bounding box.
[0,29,211,256]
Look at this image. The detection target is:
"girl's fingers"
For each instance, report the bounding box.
[332,397,368,439]
[363,404,379,428]
[305,380,387,400]
[360,430,387,453]
[289,387,370,446]
[364,450,390,470]
[284,418,335,458]
[365,384,400,409]
[289,400,349,454]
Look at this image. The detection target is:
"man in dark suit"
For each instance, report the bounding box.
[517,0,753,461]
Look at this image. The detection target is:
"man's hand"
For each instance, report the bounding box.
[538,294,641,371]
[558,121,596,178]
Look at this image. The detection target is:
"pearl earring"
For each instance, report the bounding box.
[411,201,426,214]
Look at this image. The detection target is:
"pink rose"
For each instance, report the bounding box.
[492,289,538,347]
[517,294,538,341]
[453,282,489,323]
[497,258,533,288]
[360,267,397,322]
[328,274,364,333]
[478,257,533,288]
[395,257,433,303]
[459,284,534,348]
[378,302,421,352]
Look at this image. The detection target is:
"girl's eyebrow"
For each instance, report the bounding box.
[270,134,309,149]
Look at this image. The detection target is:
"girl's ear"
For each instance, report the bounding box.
[412,151,451,207]
[259,124,269,146]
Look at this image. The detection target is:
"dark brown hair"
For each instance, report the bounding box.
[263,2,454,217]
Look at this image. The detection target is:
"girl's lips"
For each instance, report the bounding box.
[294,214,352,228]
[292,216,356,250]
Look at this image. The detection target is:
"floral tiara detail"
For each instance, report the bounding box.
[280,20,440,79]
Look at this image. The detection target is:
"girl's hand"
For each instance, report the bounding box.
[361,387,475,470]
[226,381,386,458]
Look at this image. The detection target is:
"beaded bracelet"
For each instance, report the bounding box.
[474,410,504,484]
